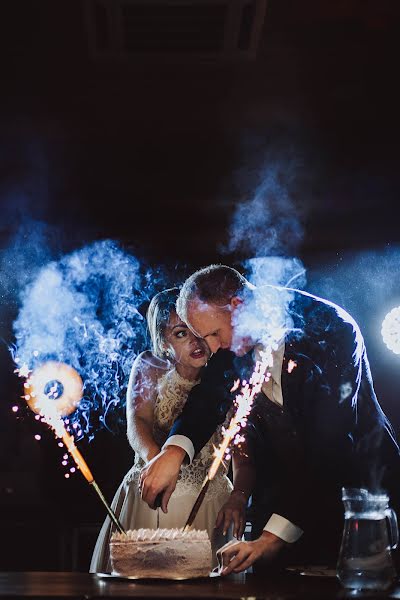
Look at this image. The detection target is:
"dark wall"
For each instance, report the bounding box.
[1,0,399,260]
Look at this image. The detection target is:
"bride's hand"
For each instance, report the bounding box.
[215,490,248,539]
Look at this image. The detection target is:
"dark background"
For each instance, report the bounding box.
[1,0,400,572]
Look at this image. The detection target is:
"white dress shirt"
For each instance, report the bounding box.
[164,343,303,544]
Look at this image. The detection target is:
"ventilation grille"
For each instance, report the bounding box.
[85,0,267,60]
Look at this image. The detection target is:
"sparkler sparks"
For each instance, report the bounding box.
[208,348,272,480]
[22,361,83,418]
[183,348,273,531]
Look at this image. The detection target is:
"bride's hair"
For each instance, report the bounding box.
[146,287,180,358]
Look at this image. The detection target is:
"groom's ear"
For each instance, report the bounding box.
[230,296,243,309]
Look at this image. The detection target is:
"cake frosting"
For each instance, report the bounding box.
[110,528,212,579]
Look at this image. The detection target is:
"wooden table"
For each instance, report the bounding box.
[1,571,400,600]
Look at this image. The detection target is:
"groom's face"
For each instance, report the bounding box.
[186,298,233,354]
[186,297,239,354]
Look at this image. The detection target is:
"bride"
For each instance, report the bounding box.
[89,287,248,572]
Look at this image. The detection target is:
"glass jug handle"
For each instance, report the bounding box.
[385,508,399,549]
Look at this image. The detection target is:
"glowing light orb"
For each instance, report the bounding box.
[381,307,400,354]
[24,361,83,416]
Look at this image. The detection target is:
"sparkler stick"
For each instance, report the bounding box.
[183,349,272,532]
[183,478,210,531]
[17,361,125,534]
[60,426,125,534]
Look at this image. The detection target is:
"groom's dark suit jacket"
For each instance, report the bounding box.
[168,287,400,560]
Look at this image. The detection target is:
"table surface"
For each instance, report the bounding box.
[1,571,400,600]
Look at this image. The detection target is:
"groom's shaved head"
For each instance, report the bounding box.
[176,264,248,322]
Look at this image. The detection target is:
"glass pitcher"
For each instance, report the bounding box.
[336,487,398,591]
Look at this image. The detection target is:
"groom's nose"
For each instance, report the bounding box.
[206,338,221,353]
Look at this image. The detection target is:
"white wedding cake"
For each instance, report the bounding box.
[110,528,212,579]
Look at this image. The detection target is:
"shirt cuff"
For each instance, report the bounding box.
[162,435,195,464]
[263,513,303,543]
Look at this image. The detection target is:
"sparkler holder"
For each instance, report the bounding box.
[90,480,125,534]
[183,477,211,532]
[60,428,126,534]
[183,417,237,531]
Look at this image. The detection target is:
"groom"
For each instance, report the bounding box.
[140,264,400,574]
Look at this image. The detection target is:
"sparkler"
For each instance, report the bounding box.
[382,306,400,355]
[16,360,125,534]
[183,348,272,531]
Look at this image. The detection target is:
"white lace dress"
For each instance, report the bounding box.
[89,368,234,573]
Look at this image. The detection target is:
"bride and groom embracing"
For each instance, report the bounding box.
[91,264,400,575]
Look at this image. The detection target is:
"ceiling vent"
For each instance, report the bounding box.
[84,0,268,62]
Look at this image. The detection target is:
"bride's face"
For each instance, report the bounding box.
[163,312,210,369]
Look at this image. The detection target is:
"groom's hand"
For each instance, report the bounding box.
[218,531,287,575]
[139,446,186,513]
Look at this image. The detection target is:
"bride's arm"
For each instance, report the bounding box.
[126,351,165,463]
[231,446,256,501]
[216,441,256,539]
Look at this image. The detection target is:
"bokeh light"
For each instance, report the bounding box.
[381,306,400,354]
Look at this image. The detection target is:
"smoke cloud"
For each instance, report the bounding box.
[12,239,168,440]
[307,246,400,327]
[220,146,306,259]
[218,142,309,321]
[217,146,309,352]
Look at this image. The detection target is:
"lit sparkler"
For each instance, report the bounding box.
[15,360,125,534]
[381,306,400,355]
[23,361,83,417]
[183,348,272,531]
